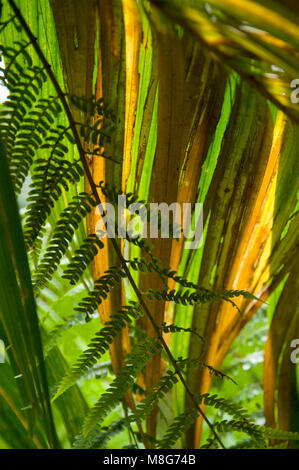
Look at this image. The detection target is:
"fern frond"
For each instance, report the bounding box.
[261,427,299,441]
[128,256,261,311]
[0,67,49,157]
[99,181,146,207]
[157,408,198,449]
[69,95,115,156]
[53,302,143,399]
[33,192,97,289]
[99,182,181,238]
[160,322,205,343]
[62,234,104,284]
[131,370,179,424]
[161,268,262,304]
[0,43,64,193]
[197,393,250,421]
[81,361,112,380]
[74,266,127,316]
[214,419,265,444]
[27,225,46,269]
[196,392,267,445]
[176,357,237,385]
[69,94,105,116]
[72,418,126,449]
[144,287,243,311]
[128,256,161,273]
[201,437,219,449]
[24,155,84,247]
[82,338,162,437]
[9,96,64,175]
[78,120,110,149]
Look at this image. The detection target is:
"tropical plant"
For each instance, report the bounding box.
[0,0,299,450]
